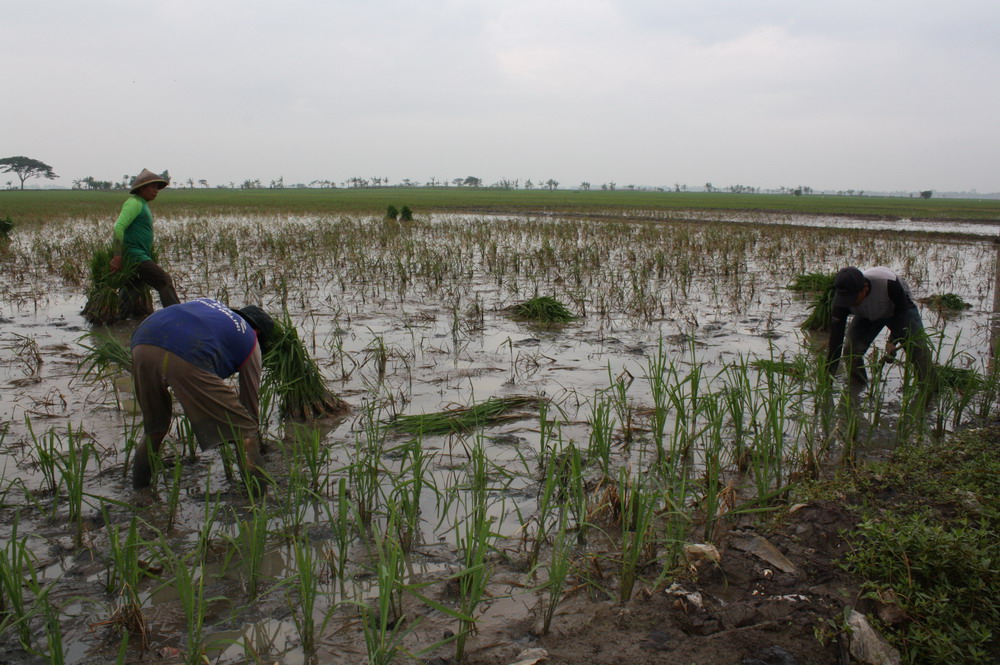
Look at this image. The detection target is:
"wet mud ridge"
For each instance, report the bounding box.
[466,500,863,665]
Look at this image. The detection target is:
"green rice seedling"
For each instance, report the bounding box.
[155,533,223,665]
[508,295,576,324]
[36,585,65,665]
[284,534,335,659]
[54,423,95,545]
[697,392,729,542]
[385,205,399,221]
[25,417,60,497]
[616,468,659,603]
[646,339,671,458]
[528,444,564,571]
[288,424,331,496]
[747,362,795,497]
[608,367,636,443]
[399,205,413,221]
[351,400,388,526]
[586,392,616,477]
[389,437,436,553]
[364,333,389,383]
[5,333,42,377]
[225,504,271,600]
[78,330,133,381]
[165,448,184,532]
[452,498,497,661]
[0,515,37,650]
[326,477,354,594]
[262,311,347,420]
[357,515,412,665]
[538,508,573,635]
[81,246,151,325]
[388,395,539,437]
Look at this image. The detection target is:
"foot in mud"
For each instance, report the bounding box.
[132,487,157,508]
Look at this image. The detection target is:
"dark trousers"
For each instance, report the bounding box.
[843,307,933,386]
[136,260,180,307]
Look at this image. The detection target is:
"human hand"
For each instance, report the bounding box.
[110,255,122,273]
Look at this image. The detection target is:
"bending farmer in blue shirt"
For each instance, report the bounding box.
[827,266,933,388]
[130,298,275,495]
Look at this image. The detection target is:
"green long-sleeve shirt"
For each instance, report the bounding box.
[112,195,155,263]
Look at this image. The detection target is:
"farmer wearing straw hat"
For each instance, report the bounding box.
[130,297,275,496]
[109,168,180,309]
[827,266,932,388]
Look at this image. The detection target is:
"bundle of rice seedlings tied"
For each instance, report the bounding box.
[78,330,133,380]
[790,272,835,332]
[389,395,541,437]
[507,296,576,325]
[81,246,153,325]
[263,313,347,421]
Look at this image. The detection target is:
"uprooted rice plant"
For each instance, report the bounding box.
[1,191,1000,664]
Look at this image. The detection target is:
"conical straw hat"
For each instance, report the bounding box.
[129,168,170,193]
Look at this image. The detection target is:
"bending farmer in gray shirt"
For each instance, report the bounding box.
[827,266,932,388]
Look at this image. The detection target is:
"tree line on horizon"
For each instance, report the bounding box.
[1,154,935,199]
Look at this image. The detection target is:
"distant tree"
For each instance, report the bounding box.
[198,179,209,188]
[919,190,933,199]
[463,176,482,187]
[545,179,559,191]
[704,182,714,193]
[579,182,591,191]
[608,181,616,191]
[524,179,534,190]
[452,177,465,187]
[0,156,57,190]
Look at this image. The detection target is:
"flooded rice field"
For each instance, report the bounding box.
[1,211,998,664]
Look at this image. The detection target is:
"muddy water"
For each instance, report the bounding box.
[0,212,996,664]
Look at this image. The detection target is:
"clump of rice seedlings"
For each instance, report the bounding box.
[81,246,152,325]
[788,272,835,293]
[388,396,540,437]
[507,296,576,324]
[922,293,972,313]
[934,363,982,392]
[399,205,413,221]
[790,272,835,331]
[384,205,399,221]
[750,355,810,379]
[78,331,132,382]
[263,313,348,420]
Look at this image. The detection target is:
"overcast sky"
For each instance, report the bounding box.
[3,1,998,193]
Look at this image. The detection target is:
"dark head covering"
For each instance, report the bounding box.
[832,267,866,308]
[234,305,276,353]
